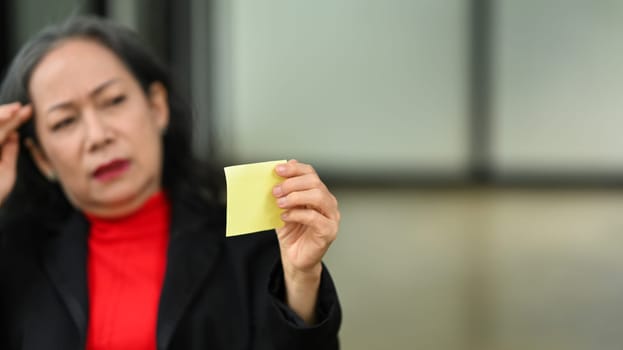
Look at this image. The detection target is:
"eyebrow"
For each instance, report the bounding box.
[45,78,121,115]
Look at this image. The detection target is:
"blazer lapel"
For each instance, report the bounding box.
[37,192,225,350]
[156,193,225,350]
[41,212,89,344]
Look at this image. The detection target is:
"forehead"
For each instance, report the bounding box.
[29,38,133,105]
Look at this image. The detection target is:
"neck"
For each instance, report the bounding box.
[85,189,167,222]
[82,184,163,219]
[86,190,170,243]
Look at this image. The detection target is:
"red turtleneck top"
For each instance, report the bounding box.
[85,191,170,350]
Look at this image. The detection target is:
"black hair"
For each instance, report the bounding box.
[0,15,221,228]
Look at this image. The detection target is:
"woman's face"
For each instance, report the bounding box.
[28,38,169,218]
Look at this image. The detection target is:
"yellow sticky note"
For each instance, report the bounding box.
[224,160,287,237]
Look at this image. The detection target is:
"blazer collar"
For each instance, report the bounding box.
[156,192,225,349]
[40,192,226,350]
[41,212,90,346]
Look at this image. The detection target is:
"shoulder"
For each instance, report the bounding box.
[0,214,47,257]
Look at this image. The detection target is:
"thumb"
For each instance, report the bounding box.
[0,132,20,206]
[0,131,20,175]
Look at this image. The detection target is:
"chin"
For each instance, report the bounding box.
[75,175,159,215]
[94,181,154,208]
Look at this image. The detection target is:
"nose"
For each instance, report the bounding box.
[84,110,113,152]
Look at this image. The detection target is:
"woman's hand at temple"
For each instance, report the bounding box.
[273,159,340,324]
[0,103,32,206]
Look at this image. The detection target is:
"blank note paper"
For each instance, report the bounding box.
[224,160,287,237]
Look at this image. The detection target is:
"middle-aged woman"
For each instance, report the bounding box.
[0,16,341,349]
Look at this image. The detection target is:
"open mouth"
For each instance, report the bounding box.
[93,159,130,181]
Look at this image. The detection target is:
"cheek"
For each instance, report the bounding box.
[41,137,89,206]
[126,107,163,146]
[134,127,164,169]
[44,136,84,176]
[121,112,163,169]
[121,100,158,134]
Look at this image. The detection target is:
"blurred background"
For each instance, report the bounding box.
[3,1,623,349]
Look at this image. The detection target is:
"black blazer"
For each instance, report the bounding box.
[0,193,341,349]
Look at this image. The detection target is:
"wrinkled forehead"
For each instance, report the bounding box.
[28,38,132,110]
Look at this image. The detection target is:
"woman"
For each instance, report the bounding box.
[0,16,341,349]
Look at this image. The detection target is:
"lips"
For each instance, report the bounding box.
[93,159,130,181]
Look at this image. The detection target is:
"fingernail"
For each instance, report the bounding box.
[20,104,32,113]
[272,185,282,196]
[276,164,286,175]
[278,197,287,208]
[281,212,289,220]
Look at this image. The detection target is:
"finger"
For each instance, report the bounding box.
[273,173,327,197]
[0,132,19,168]
[275,159,316,178]
[0,105,32,141]
[17,104,33,120]
[281,208,338,240]
[277,188,339,220]
[0,103,22,121]
[0,104,32,124]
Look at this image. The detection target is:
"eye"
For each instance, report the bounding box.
[106,95,126,107]
[51,116,76,132]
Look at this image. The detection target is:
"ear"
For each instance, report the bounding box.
[147,82,170,133]
[24,138,56,181]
